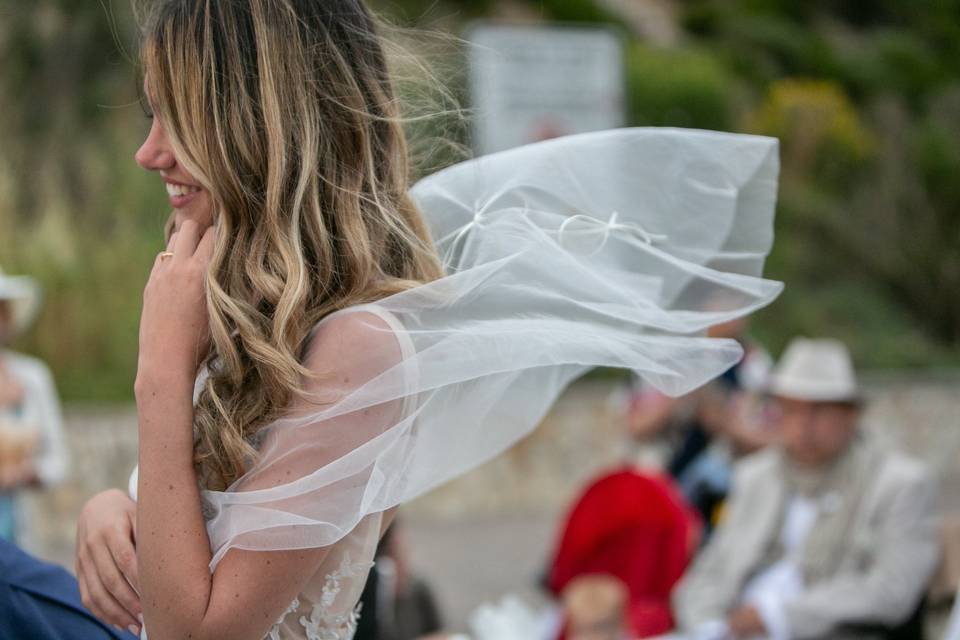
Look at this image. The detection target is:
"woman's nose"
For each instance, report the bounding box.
[135,119,175,171]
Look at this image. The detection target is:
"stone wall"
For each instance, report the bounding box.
[18,370,960,566]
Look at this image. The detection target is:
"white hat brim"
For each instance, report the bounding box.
[768,373,862,403]
[0,275,42,336]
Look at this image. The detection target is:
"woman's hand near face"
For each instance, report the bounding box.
[75,488,142,634]
[136,219,215,392]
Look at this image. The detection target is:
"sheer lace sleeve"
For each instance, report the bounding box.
[202,306,415,569]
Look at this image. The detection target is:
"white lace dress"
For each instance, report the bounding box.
[129,463,379,640]
[257,517,380,640]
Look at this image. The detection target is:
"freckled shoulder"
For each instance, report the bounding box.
[301,306,407,392]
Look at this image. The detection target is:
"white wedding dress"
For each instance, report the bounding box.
[129,477,382,640]
[129,127,782,639]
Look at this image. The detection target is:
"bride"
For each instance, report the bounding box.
[0,1,783,639]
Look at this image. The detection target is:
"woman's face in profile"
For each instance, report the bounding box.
[134,93,214,233]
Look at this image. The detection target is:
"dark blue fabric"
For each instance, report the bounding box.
[0,537,136,640]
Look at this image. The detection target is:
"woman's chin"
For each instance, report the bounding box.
[174,208,215,233]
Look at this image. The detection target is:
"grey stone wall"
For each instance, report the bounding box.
[19,370,960,566]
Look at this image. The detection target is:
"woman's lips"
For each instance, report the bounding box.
[165,181,202,208]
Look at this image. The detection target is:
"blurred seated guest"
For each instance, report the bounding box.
[0,268,68,543]
[354,519,443,640]
[548,469,700,638]
[672,338,940,639]
[468,593,562,640]
[562,574,632,640]
[945,581,960,640]
[943,590,960,640]
[623,314,773,529]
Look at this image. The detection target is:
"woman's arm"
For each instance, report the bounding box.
[134,221,400,639]
[134,222,331,640]
[135,371,329,640]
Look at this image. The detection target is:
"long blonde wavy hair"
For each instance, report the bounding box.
[140,0,444,491]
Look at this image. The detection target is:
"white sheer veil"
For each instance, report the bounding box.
[197,127,782,627]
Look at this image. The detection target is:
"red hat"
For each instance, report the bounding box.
[548,469,701,638]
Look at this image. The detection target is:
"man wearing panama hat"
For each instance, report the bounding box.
[673,338,941,639]
[0,267,68,543]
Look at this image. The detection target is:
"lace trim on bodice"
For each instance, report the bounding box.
[265,553,375,640]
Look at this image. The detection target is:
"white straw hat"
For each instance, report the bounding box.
[0,267,41,337]
[768,337,860,403]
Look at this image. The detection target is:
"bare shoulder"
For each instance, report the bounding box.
[302,305,406,386]
[309,306,401,354]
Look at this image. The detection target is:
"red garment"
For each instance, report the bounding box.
[547,468,701,639]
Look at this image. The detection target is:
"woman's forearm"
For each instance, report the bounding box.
[135,372,214,639]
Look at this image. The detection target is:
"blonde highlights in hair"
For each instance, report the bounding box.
[141,0,443,490]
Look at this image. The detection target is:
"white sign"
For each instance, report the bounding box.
[467,23,625,156]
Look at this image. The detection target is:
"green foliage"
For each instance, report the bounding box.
[746,78,875,184]
[626,44,737,131]
[0,1,166,402]
[674,0,960,360]
[2,0,960,406]
[535,0,623,24]
[372,0,494,25]
[752,279,960,370]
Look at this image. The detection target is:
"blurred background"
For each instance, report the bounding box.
[1,0,959,638]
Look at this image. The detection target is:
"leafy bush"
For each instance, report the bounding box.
[626,43,737,131]
[746,78,875,182]
[4,0,960,406]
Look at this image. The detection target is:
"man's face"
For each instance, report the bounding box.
[567,614,625,640]
[773,397,860,467]
[563,577,628,640]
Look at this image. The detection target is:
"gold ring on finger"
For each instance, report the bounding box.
[159,251,175,261]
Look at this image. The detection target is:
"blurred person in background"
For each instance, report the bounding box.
[0,267,68,544]
[354,520,444,640]
[673,338,940,639]
[561,574,633,640]
[945,581,960,640]
[547,469,701,638]
[624,313,774,530]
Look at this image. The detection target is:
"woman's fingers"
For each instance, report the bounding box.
[128,503,137,546]
[165,230,180,254]
[107,526,141,595]
[174,219,201,259]
[161,220,214,264]
[77,563,90,608]
[195,224,216,263]
[89,538,142,620]
[78,553,140,631]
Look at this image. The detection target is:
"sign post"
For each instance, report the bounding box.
[467,23,626,156]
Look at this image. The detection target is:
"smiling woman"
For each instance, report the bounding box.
[136,0,446,500]
[0,1,784,640]
[134,98,211,230]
